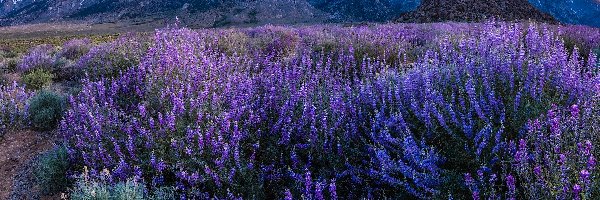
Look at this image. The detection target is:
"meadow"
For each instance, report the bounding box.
[0,21,599,199]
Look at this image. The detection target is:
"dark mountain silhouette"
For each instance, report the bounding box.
[397,0,557,23]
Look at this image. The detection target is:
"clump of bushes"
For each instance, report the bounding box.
[72,35,150,81]
[57,38,92,60]
[22,69,55,90]
[28,90,66,131]
[18,45,55,72]
[246,26,301,58]
[69,168,171,200]
[60,23,599,199]
[0,48,18,59]
[3,58,19,72]
[34,145,70,195]
[216,30,249,55]
[0,82,31,137]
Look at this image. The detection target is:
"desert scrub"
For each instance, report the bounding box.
[52,57,77,82]
[58,38,92,60]
[70,169,146,200]
[22,69,55,90]
[35,145,70,195]
[0,82,31,136]
[28,90,66,131]
[0,48,18,58]
[18,44,55,72]
[216,30,249,55]
[73,34,150,81]
[3,58,19,72]
[247,26,300,58]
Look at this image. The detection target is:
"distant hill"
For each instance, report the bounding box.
[0,0,598,27]
[531,0,600,27]
[0,0,419,27]
[396,0,557,23]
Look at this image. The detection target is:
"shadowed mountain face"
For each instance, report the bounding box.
[0,0,241,25]
[0,0,598,27]
[307,0,419,21]
[530,0,600,27]
[397,0,557,23]
[0,0,419,26]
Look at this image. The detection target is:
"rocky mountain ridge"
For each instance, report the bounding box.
[1,0,599,27]
[0,0,419,26]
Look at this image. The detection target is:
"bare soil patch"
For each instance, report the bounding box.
[0,130,54,199]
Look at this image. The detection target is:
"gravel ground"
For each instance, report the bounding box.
[0,130,55,199]
[9,155,43,200]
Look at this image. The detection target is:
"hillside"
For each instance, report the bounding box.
[0,0,418,27]
[397,0,557,23]
[2,0,599,27]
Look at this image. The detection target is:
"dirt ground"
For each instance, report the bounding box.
[0,130,54,199]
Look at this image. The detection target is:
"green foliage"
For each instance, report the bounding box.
[1,58,19,73]
[0,34,120,54]
[34,145,70,195]
[70,175,112,200]
[75,34,151,81]
[22,69,55,90]
[150,187,176,200]
[70,172,147,200]
[52,57,76,81]
[112,181,147,200]
[217,31,249,55]
[28,90,66,131]
[0,49,18,58]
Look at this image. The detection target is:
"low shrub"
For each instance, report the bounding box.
[18,45,55,72]
[246,26,300,58]
[73,34,149,81]
[150,187,176,200]
[34,145,70,195]
[22,69,54,90]
[0,82,31,137]
[58,38,92,60]
[216,30,249,55]
[0,48,17,63]
[1,58,19,73]
[52,57,76,81]
[70,169,146,200]
[28,90,66,131]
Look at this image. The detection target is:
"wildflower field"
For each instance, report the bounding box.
[1,22,599,199]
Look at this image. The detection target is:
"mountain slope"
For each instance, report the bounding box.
[1,0,598,27]
[0,0,419,26]
[397,0,557,23]
[531,0,600,27]
[307,0,419,21]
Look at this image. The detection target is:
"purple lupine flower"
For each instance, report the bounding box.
[514,139,528,163]
[570,104,580,118]
[284,189,293,200]
[506,175,516,200]
[534,165,542,177]
[472,191,480,200]
[329,179,337,200]
[580,170,590,180]
[315,182,324,200]
[573,184,582,199]
[304,169,312,198]
[588,155,596,169]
